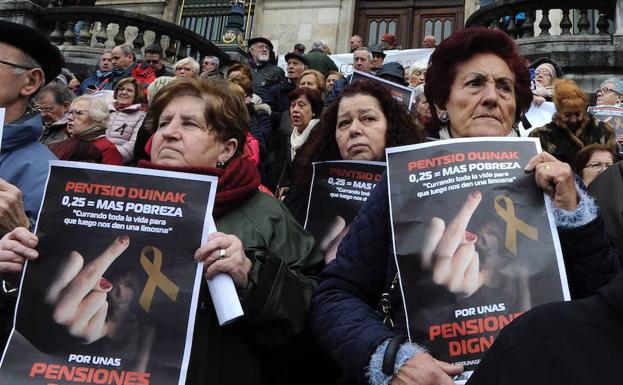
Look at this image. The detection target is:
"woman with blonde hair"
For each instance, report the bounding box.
[174,57,200,78]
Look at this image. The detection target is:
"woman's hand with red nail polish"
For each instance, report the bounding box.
[44,235,130,344]
[421,191,484,297]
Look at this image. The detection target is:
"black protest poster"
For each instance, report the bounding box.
[386,138,569,381]
[350,70,415,110]
[588,105,623,138]
[304,161,385,262]
[0,161,217,385]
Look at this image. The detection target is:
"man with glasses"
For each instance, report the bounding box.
[596,78,623,107]
[0,21,63,347]
[144,44,171,78]
[0,21,62,236]
[35,82,74,145]
[200,56,223,80]
[248,37,285,102]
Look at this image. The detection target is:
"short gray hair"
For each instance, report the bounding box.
[71,95,109,127]
[204,55,219,67]
[600,77,623,94]
[354,47,372,61]
[312,41,324,50]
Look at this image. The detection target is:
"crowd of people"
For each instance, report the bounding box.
[0,17,622,385]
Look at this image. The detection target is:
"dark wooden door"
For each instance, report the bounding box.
[354,1,464,49]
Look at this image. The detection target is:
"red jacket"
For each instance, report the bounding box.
[92,137,123,165]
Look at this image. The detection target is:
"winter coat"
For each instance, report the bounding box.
[310,174,620,384]
[39,117,69,146]
[468,270,623,385]
[106,103,146,164]
[77,70,114,95]
[111,63,156,92]
[305,49,339,78]
[186,190,323,385]
[250,61,286,103]
[266,80,296,117]
[91,137,123,165]
[530,115,616,165]
[0,112,56,226]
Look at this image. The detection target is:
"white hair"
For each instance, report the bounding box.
[175,57,200,76]
[71,95,109,127]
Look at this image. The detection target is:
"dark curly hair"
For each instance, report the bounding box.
[291,79,424,190]
[288,87,324,118]
[425,27,531,127]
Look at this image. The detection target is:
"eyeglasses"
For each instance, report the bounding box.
[145,60,161,65]
[0,58,36,71]
[35,106,54,114]
[596,87,621,96]
[68,109,88,117]
[534,69,552,77]
[584,162,612,171]
[175,66,193,72]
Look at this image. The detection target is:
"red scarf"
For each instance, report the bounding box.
[138,156,260,217]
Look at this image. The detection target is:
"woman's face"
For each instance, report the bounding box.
[290,95,314,133]
[534,64,554,87]
[410,70,425,87]
[326,74,340,92]
[596,82,622,106]
[67,99,96,136]
[439,53,516,138]
[558,105,585,130]
[116,83,136,105]
[299,74,320,92]
[151,95,228,168]
[175,64,196,78]
[335,94,388,161]
[582,150,614,186]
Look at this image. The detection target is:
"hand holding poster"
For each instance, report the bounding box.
[0,161,217,385]
[386,138,569,382]
[304,161,385,263]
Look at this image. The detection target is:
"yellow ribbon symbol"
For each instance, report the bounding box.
[494,195,538,255]
[139,246,179,313]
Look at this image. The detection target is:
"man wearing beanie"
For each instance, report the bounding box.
[530,78,616,165]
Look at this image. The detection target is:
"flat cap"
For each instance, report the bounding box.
[0,20,63,84]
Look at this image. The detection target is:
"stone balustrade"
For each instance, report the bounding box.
[465,0,621,92]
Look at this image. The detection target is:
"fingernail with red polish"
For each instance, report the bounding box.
[99,277,113,291]
[118,235,129,244]
[470,190,481,199]
[465,231,478,243]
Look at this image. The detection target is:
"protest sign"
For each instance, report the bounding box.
[350,70,415,109]
[386,138,569,382]
[0,161,217,385]
[588,105,623,137]
[304,161,385,262]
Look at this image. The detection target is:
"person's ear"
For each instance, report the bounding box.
[19,68,44,98]
[218,138,239,163]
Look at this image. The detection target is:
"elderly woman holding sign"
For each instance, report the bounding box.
[310,27,619,385]
[0,79,323,385]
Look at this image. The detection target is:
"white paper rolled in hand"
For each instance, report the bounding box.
[206,272,244,325]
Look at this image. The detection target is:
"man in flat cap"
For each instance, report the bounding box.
[0,20,61,236]
[0,19,62,348]
[266,52,309,116]
[248,37,285,102]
